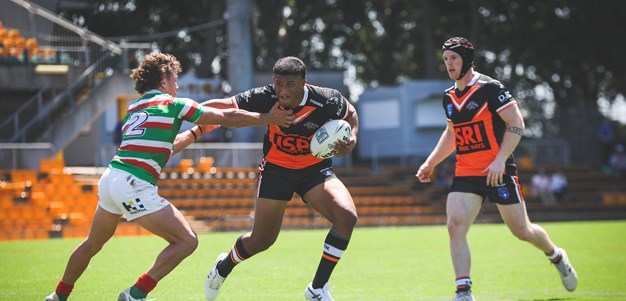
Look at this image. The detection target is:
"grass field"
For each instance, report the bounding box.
[1,220,624,301]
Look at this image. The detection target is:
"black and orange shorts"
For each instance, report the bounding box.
[449,175,525,205]
[256,159,337,201]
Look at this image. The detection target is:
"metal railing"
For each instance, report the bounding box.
[0,143,55,169]
[0,0,123,142]
[10,53,120,142]
[0,87,50,141]
[1,0,121,66]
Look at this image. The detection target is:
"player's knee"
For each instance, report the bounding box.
[81,239,105,255]
[253,237,276,253]
[179,232,199,255]
[332,208,358,230]
[510,227,532,242]
[343,210,358,228]
[446,219,468,236]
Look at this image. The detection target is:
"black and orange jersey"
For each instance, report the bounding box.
[443,72,518,177]
[232,84,349,169]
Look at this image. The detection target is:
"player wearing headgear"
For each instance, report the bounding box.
[201,56,359,301]
[416,37,578,301]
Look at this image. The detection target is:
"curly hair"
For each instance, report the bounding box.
[130,51,182,94]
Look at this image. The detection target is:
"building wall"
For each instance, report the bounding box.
[356,80,451,161]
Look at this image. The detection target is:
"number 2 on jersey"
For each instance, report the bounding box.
[123,111,149,137]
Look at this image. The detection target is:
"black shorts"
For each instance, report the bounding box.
[449,175,525,205]
[257,159,337,201]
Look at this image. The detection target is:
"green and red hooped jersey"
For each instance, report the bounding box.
[109,90,204,184]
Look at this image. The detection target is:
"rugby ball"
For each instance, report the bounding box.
[310,119,351,159]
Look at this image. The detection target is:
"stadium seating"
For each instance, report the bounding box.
[1,161,626,241]
[0,20,61,64]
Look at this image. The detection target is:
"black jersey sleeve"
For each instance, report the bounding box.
[234,85,277,113]
[486,80,516,111]
[324,89,349,120]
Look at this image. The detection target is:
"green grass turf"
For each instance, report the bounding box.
[0,220,624,301]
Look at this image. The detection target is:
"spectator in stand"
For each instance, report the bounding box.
[597,118,615,168]
[609,143,626,179]
[550,170,568,202]
[531,168,556,205]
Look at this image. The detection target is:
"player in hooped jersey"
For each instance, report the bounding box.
[416,37,578,301]
[44,52,293,301]
[202,56,359,301]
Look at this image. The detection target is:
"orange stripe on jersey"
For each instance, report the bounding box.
[447,85,481,111]
[496,100,516,113]
[293,106,316,124]
[322,253,340,263]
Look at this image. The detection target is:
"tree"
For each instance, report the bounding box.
[58,0,226,77]
[60,0,625,163]
[475,0,626,162]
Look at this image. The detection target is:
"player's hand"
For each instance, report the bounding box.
[268,102,294,127]
[416,163,434,183]
[482,159,506,187]
[332,135,356,156]
[198,124,221,134]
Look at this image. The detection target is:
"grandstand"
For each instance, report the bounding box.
[2,153,626,241]
[1,0,625,241]
[0,0,135,169]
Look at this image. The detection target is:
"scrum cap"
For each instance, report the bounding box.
[442,37,474,80]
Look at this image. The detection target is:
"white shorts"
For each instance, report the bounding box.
[98,168,170,221]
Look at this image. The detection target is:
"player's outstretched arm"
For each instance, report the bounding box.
[197,101,294,128]
[172,126,205,155]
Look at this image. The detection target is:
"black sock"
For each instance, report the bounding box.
[312,231,349,289]
[217,235,252,277]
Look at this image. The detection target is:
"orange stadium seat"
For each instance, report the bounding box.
[178,159,194,173]
[7,29,20,39]
[197,156,215,172]
[40,156,65,174]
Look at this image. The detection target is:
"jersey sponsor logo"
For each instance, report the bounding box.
[454,121,491,154]
[498,90,513,103]
[310,99,324,107]
[466,101,479,111]
[303,122,319,130]
[447,104,453,117]
[122,198,147,215]
[497,184,510,199]
[273,133,311,155]
[320,167,334,176]
[336,98,344,117]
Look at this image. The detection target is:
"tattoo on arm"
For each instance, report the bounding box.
[506,126,523,136]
